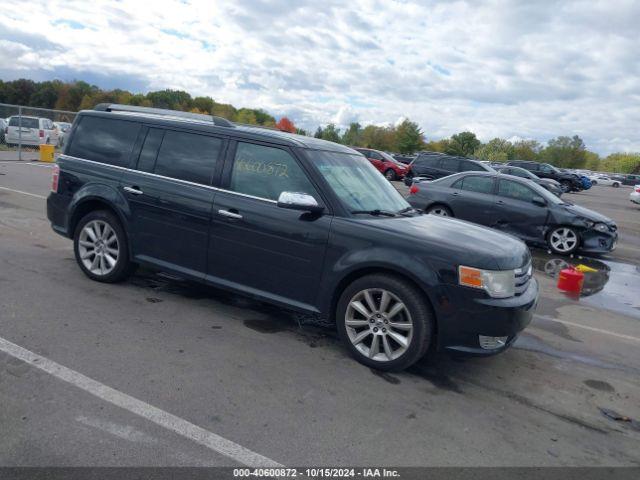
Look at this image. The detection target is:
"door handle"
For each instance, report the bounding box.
[123,186,143,195]
[451,192,460,196]
[218,209,243,220]
[496,200,505,205]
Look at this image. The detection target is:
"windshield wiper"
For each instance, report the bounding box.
[396,206,418,216]
[350,209,397,217]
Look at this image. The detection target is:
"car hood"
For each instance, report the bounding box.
[560,204,614,225]
[359,214,530,271]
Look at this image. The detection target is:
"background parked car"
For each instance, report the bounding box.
[54,121,73,146]
[404,152,494,185]
[493,165,563,196]
[590,175,621,187]
[5,116,59,147]
[507,160,582,193]
[407,171,617,255]
[621,174,640,186]
[630,185,640,205]
[354,147,409,180]
[0,118,7,144]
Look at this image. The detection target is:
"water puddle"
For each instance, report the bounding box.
[531,249,640,320]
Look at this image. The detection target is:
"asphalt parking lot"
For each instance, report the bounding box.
[1,160,639,467]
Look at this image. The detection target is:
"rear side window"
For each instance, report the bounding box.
[68,116,141,167]
[441,158,459,172]
[153,130,223,185]
[229,142,318,201]
[453,175,494,194]
[459,160,485,172]
[9,117,39,129]
[498,179,535,202]
[414,156,440,168]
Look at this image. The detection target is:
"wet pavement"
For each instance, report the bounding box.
[1,162,640,466]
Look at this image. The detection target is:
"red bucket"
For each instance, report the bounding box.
[557,267,584,293]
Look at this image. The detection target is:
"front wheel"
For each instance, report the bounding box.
[548,226,579,255]
[591,180,597,185]
[73,210,134,283]
[612,182,620,188]
[384,169,397,181]
[336,274,433,371]
[560,181,571,193]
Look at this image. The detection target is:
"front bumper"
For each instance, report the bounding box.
[579,228,618,253]
[436,277,538,356]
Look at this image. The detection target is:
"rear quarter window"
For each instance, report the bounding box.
[67,116,141,167]
[9,117,39,129]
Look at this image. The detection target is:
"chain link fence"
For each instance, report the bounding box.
[0,103,77,161]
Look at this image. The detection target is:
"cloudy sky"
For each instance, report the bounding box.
[1,0,638,154]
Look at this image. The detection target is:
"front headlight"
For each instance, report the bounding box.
[594,223,609,232]
[459,266,515,298]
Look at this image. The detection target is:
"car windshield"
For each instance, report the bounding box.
[379,151,400,163]
[308,150,410,213]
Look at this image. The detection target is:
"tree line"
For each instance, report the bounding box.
[1,78,638,174]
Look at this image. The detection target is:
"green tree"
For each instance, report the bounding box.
[235,108,257,124]
[600,153,640,174]
[314,126,324,138]
[29,80,60,109]
[512,139,542,161]
[445,131,480,157]
[321,124,341,143]
[341,122,362,146]
[192,96,215,113]
[360,125,396,151]
[423,139,449,153]
[146,89,192,110]
[541,135,586,169]
[395,119,423,154]
[584,151,601,170]
[473,138,514,162]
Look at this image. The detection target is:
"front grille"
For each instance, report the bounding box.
[514,261,532,296]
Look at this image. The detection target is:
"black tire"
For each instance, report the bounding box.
[612,182,620,188]
[73,210,135,283]
[560,180,571,193]
[384,169,397,181]
[547,226,580,255]
[426,204,453,217]
[591,180,597,185]
[336,274,433,371]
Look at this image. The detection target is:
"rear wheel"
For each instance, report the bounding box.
[612,182,620,188]
[384,169,397,181]
[336,274,433,371]
[426,204,453,217]
[73,210,134,283]
[548,226,579,255]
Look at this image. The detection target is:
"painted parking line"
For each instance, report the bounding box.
[0,186,46,199]
[534,314,640,343]
[0,336,282,468]
[0,161,54,167]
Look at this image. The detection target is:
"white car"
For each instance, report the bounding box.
[53,121,73,146]
[590,175,620,187]
[5,116,59,147]
[631,185,640,205]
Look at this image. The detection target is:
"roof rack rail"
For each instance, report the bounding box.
[94,103,235,128]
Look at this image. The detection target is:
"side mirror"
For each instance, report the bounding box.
[532,196,546,207]
[277,191,323,214]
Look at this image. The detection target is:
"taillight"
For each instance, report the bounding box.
[51,164,60,192]
[409,184,419,194]
[39,129,44,138]
[635,186,640,193]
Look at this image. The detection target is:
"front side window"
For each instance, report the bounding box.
[229,142,318,201]
[154,130,222,185]
[307,150,409,213]
[68,116,141,167]
[497,179,536,202]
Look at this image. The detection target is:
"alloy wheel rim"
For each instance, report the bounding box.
[78,220,119,276]
[550,228,577,253]
[345,288,413,362]
[429,208,448,216]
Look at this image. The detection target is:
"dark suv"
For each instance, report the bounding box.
[404,152,494,185]
[507,161,582,193]
[47,104,538,371]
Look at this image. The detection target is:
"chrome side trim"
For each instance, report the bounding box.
[58,154,278,204]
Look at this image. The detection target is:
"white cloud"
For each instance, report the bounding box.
[0,0,638,154]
